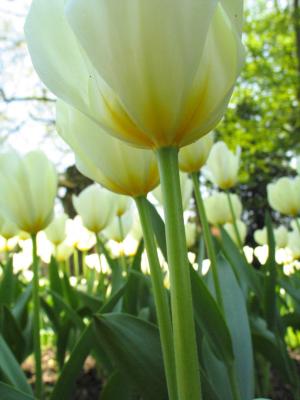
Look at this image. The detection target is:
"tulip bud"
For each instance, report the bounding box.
[55,241,74,262]
[73,184,116,233]
[288,229,300,259]
[224,220,247,245]
[65,216,96,251]
[254,228,267,246]
[152,172,193,211]
[0,150,57,234]
[254,225,288,249]
[56,101,159,197]
[267,177,300,216]
[25,1,244,149]
[103,210,133,243]
[44,213,68,245]
[204,192,242,226]
[112,194,133,217]
[205,141,240,189]
[0,215,19,240]
[185,222,197,249]
[179,132,214,173]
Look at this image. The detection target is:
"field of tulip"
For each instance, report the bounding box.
[0,1,300,400]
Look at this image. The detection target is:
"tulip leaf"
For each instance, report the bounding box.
[130,239,144,272]
[0,258,15,306]
[220,227,262,298]
[190,267,234,365]
[251,316,298,387]
[101,371,138,400]
[0,382,35,400]
[0,306,26,363]
[0,335,33,395]
[145,199,167,261]
[205,255,254,400]
[93,313,167,400]
[48,289,84,329]
[12,283,32,322]
[50,283,127,400]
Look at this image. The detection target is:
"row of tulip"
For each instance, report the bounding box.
[0,0,298,399]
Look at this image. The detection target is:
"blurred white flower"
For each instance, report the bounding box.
[152,172,193,210]
[267,176,300,216]
[224,219,247,245]
[204,192,242,225]
[204,141,240,189]
[44,213,68,245]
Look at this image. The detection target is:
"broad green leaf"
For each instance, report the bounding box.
[0,382,35,400]
[50,326,93,400]
[93,313,167,400]
[0,306,26,362]
[101,371,138,400]
[0,258,15,306]
[50,283,127,400]
[205,256,254,400]
[48,290,84,329]
[0,335,33,395]
[12,283,32,322]
[251,316,298,387]
[220,227,262,298]
[190,267,234,365]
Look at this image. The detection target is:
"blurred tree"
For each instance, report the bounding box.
[216,0,300,238]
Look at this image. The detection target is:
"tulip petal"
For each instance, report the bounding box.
[56,100,159,196]
[65,0,218,145]
[24,0,89,111]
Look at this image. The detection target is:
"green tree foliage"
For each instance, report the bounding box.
[217,1,300,235]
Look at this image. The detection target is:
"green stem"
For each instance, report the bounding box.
[156,147,201,400]
[73,249,80,277]
[31,234,43,399]
[117,216,127,271]
[228,364,241,400]
[135,196,178,400]
[226,191,243,249]
[191,173,224,308]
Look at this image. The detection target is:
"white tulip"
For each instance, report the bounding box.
[205,141,240,189]
[73,184,116,233]
[0,215,19,240]
[179,132,214,173]
[224,220,247,245]
[56,101,160,197]
[0,150,57,234]
[44,213,68,245]
[103,210,134,243]
[25,0,244,150]
[204,192,242,225]
[185,222,197,249]
[267,177,300,216]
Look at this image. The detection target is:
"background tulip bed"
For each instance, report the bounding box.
[0,1,300,400]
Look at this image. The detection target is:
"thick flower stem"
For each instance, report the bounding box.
[31,234,43,399]
[226,191,243,249]
[191,173,224,309]
[156,147,201,400]
[135,196,178,400]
